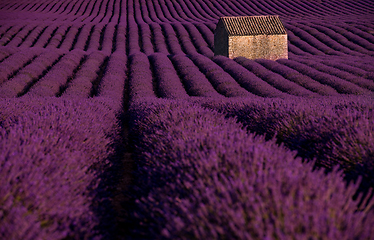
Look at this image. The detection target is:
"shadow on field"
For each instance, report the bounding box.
[89,109,140,240]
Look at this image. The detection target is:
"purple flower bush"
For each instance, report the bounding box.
[61,51,108,98]
[200,96,374,192]
[284,22,341,55]
[182,23,214,57]
[254,58,339,96]
[0,48,42,85]
[169,54,223,98]
[0,49,62,98]
[285,30,325,55]
[3,23,37,48]
[1,0,374,239]
[128,52,156,101]
[189,54,254,97]
[161,23,184,55]
[85,22,105,52]
[138,23,154,55]
[277,58,374,95]
[148,53,189,99]
[0,24,25,46]
[0,97,119,239]
[321,58,374,81]
[194,23,214,50]
[213,56,289,98]
[127,98,374,239]
[149,22,169,54]
[25,49,86,97]
[172,23,198,55]
[233,56,319,97]
[71,23,93,51]
[96,51,127,110]
[45,24,71,50]
[57,23,82,51]
[32,24,61,49]
[293,56,374,91]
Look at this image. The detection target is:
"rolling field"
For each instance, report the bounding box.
[0,0,374,239]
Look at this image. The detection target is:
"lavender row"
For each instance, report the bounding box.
[345,23,374,45]
[233,56,319,97]
[234,0,262,16]
[161,23,184,55]
[293,57,374,92]
[0,23,26,46]
[151,0,168,22]
[44,24,72,49]
[159,0,180,22]
[128,52,156,101]
[213,56,287,97]
[72,0,101,23]
[289,22,370,56]
[57,23,83,51]
[253,58,340,96]
[186,0,217,21]
[167,0,197,22]
[138,23,154,55]
[61,51,108,98]
[172,23,198,55]
[149,53,189,99]
[72,23,94,51]
[217,0,248,16]
[177,0,204,21]
[181,23,213,57]
[179,0,209,22]
[308,22,373,55]
[149,22,169,54]
[0,50,62,98]
[285,29,326,55]
[322,23,374,53]
[97,51,127,110]
[4,22,70,50]
[0,97,119,240]
[2,23,38,48]
[85,22,106,53]
[114,23,127,53]
[320,57,374,81]
[194,23,214,50]
[126,98,374,239]
[189,54,254,97]
[169,54,223,98]
[2,0,370,24]
[0,46,18,62]
[277,58,373,95]
[24,49,85,97]
[31,23,61,49]
[127,18,141,55]
[254,0,296,18]
[100,22,116,53]
[200,95,374,191]
[0,48,43,85]
[284,23,345,56]
[142,0,165,23]
[138,0,153,23]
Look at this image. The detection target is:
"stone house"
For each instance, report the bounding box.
[214,15,288,60]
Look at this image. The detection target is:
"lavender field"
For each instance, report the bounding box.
[1,0,374,239]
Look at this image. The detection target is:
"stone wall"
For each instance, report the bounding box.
[228,34,288,60]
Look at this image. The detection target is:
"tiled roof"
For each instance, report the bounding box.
[219,15,287,36]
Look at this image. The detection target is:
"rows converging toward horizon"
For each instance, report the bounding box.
[1,0,374,239]
[0,0,374,99]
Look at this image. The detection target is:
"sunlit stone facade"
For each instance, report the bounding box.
[214,15,288,60]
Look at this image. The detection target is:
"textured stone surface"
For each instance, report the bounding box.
[214,15,288,60]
